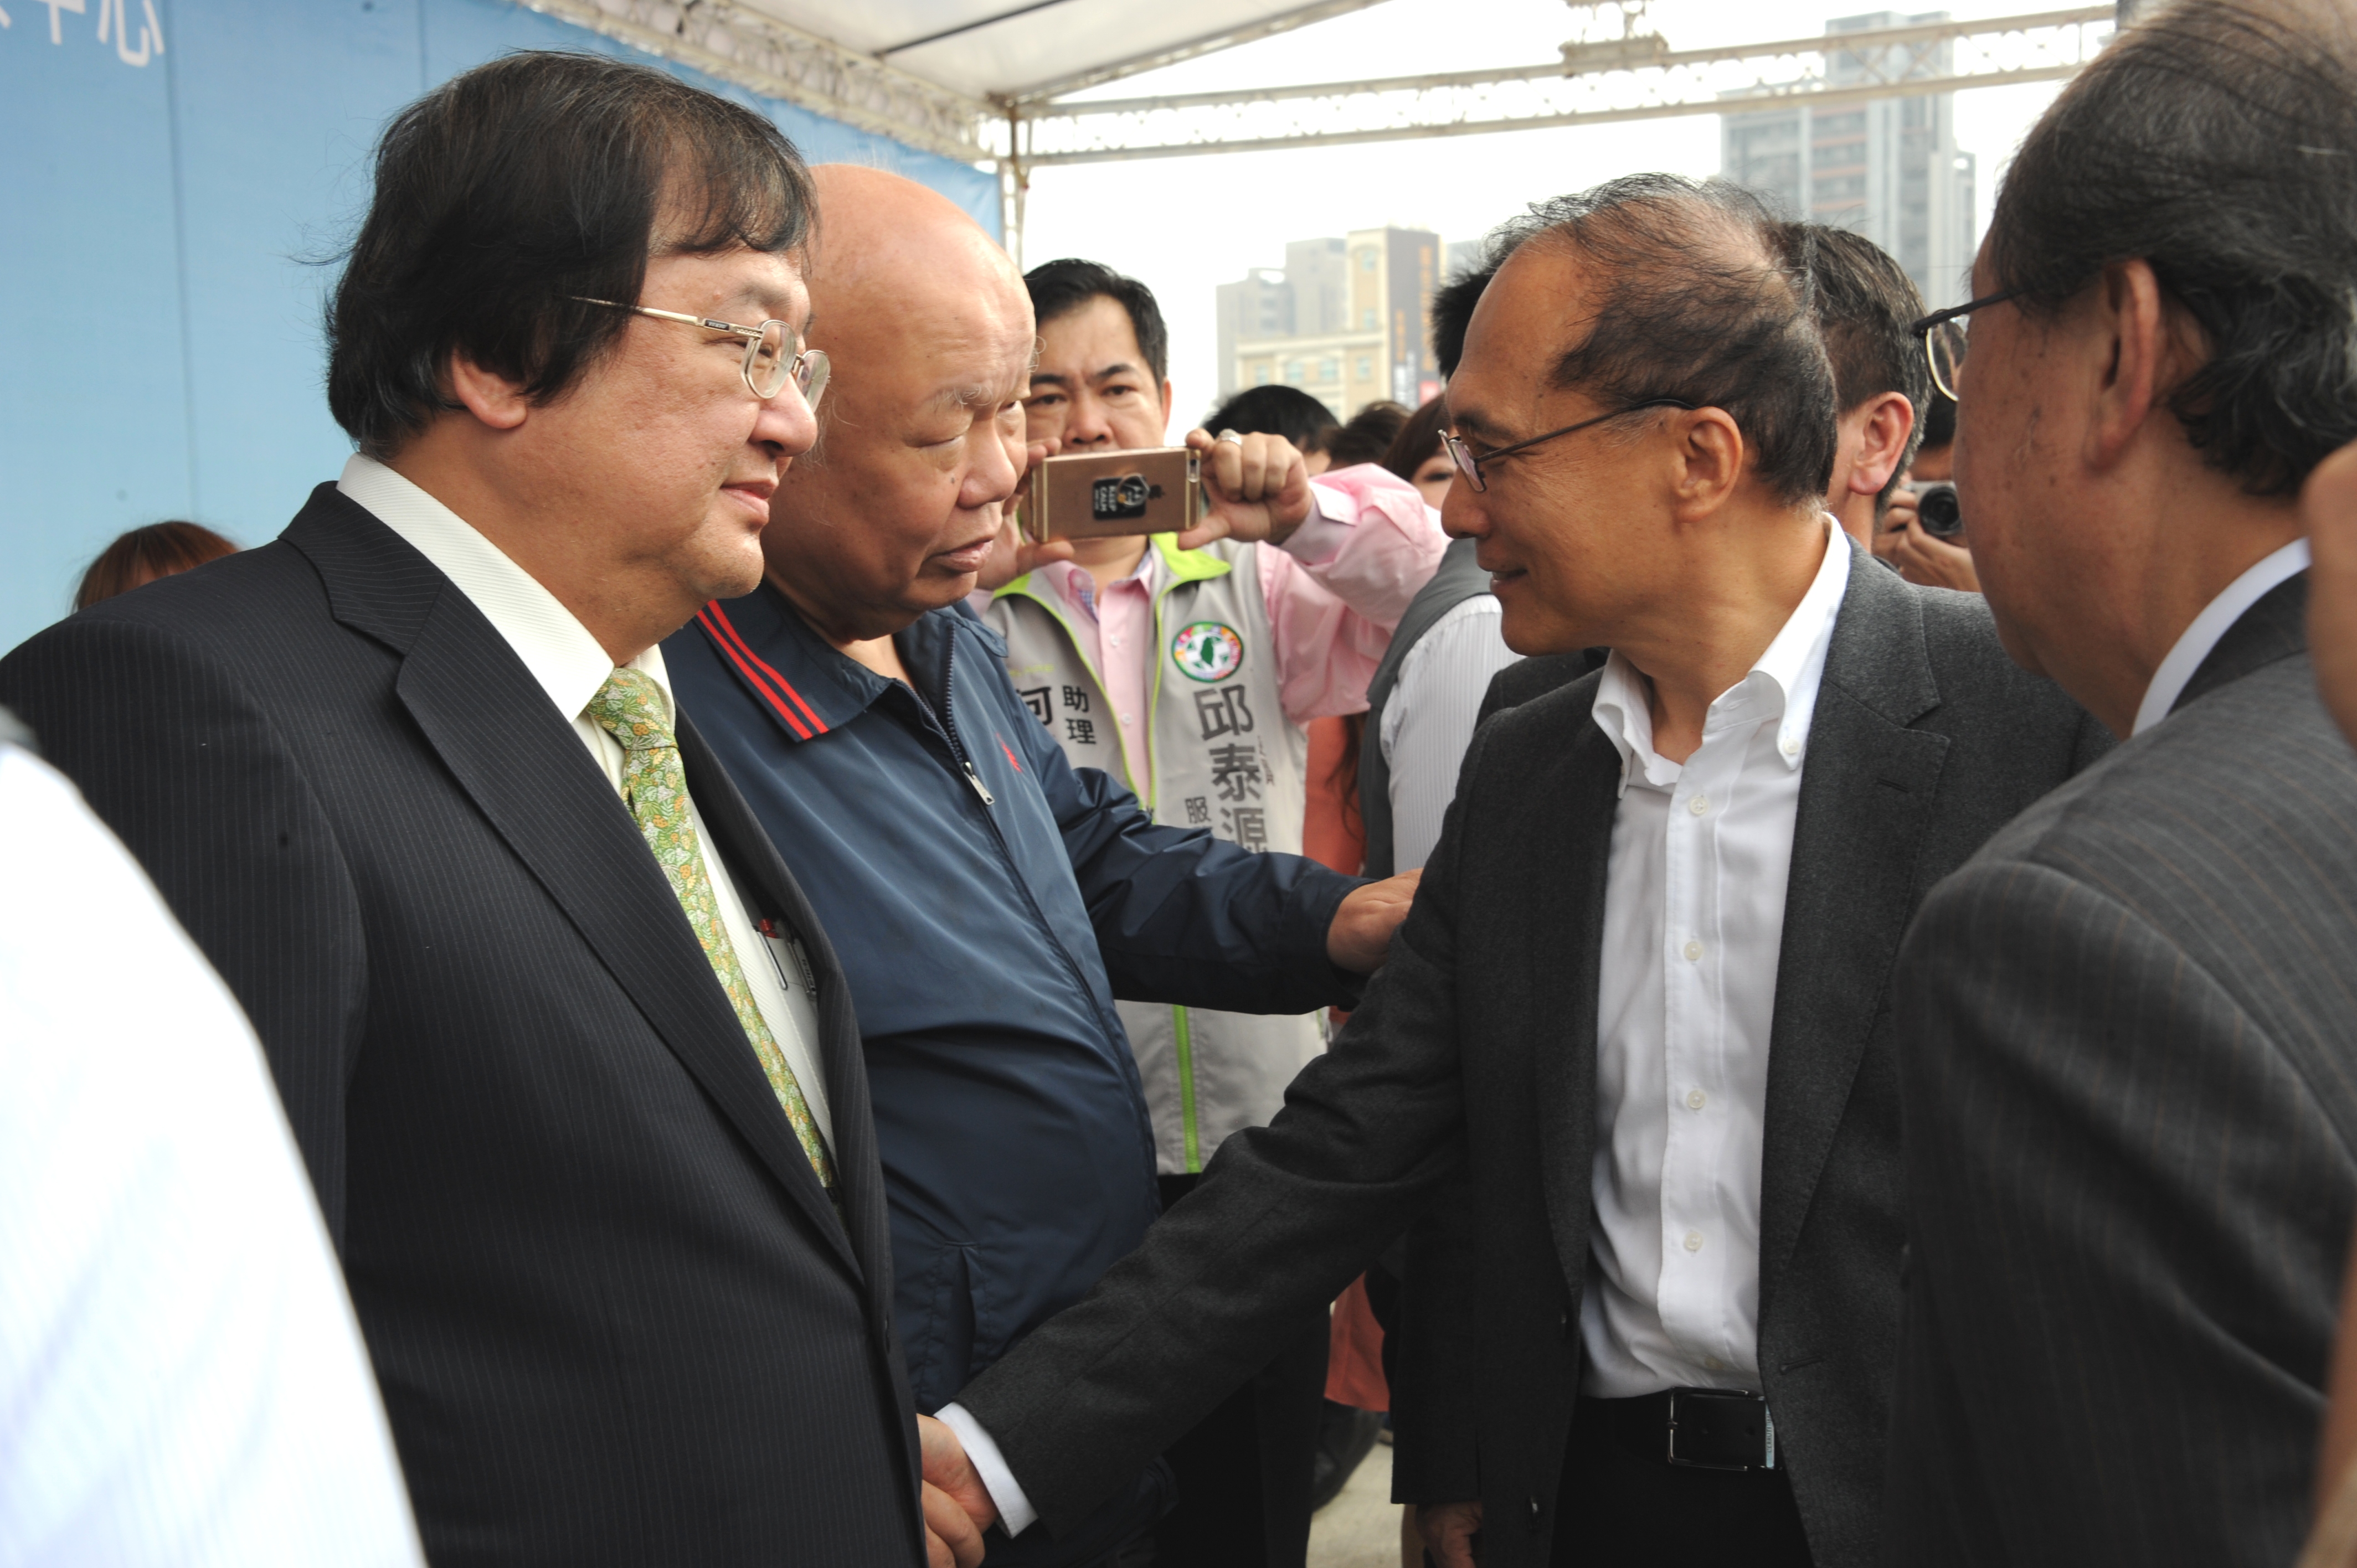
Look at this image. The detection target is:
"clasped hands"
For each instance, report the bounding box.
[918,1414,997,1568]
[973,427,1319,592]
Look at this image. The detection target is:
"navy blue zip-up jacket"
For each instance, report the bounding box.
[665,583,1362,1421]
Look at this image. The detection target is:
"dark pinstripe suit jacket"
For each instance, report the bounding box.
[0,486,924,1566]
[1885,574,2357,1566]
[956,546,2106,1568]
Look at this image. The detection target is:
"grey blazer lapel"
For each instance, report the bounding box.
[1512,680,1624,1298]
[1759,551,1951,1291]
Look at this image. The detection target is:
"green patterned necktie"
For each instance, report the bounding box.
[586,668,838,1199]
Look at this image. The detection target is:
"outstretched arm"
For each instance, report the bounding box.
[1010,702,1381,1010]
[949,732,1495,1532]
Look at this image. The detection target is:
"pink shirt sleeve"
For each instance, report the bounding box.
[1260,463,1449,725]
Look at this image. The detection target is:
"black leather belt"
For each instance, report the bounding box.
[1606,1388,1777,1471]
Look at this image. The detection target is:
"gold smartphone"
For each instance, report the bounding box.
[1019,447,1203,543]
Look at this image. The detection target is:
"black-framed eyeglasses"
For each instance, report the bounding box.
[573,297,830,408]
[1911,287,2019,404]
[1442,398,1697,493]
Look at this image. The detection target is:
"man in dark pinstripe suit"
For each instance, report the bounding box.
[1881,2,2357,1562]
[0,56,958,1568]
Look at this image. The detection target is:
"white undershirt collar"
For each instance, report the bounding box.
[2130,538,2310,736]
[337,453,673,727]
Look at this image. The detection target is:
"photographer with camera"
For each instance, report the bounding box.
[982,257,1444,1568]
[1876,333,1981,591]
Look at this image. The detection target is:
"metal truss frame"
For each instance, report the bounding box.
[512,0,2114,261]
[1004,4,2114,166]
[511,0,994,161]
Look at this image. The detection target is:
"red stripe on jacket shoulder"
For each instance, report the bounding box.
[695,603,825,740]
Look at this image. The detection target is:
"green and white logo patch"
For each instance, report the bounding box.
[1171,621,1244,682]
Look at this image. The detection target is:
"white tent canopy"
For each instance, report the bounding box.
[734,0,1386,102]
[527,0,2112,222]
[523,0,1392,162]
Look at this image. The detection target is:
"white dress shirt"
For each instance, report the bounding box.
[2130,538,2312,736]
[1582,520,1851,1398]
[0,746,425,1567]
[338,456,831,1146]
[943,528,1852,1526]
[1378,592,1525,872]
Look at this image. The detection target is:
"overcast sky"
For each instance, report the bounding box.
[1016,0,2084,429]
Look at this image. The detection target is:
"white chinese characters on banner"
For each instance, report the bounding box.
[15,0,164,64]
[96,0,161,65]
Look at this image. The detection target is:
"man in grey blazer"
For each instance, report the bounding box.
[1879,1,2357,1562]
[922,175,2104,1568]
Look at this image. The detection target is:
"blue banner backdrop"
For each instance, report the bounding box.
[0,0,999,651]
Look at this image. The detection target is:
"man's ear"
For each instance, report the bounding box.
[1847,391,1917,497]
[1669,405,1747,520]
[1158,377,1175,436]
[2085,258,2171,472]
[445,350,532,433]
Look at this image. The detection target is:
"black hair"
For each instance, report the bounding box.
[1325,400,1410,468]
[1201,384,1340,450]
[1023,257,1170,386]
[1918,374,1957,452]
[1432,265,1495,380]
[327,51,815,460]
[1382,396,1451,483]
[1788,223,1929,503]
[1986,0,2357,496]
[1494,174,1839,510]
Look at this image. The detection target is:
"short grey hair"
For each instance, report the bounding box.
[1484,174,1840,510]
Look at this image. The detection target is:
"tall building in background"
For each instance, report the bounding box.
[1214,226,1442,416]
[1720,11,1977,306]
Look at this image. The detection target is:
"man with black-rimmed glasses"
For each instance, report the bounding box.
[920,173,2109,1568]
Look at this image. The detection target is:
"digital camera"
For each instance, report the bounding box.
[1914,481,1964,538]
[1019,447,1204,541]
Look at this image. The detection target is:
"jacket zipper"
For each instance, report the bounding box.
[920,632,1160,1178]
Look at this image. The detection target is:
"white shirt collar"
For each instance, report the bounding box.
[1592,517,1852,796]
[337,453,670,726]
[2130,537,2311,736]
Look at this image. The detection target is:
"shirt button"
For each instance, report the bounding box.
[1780,734,1799,757]
[1121,713,1136,725]
[1686,1088,1707,1111]
[1683,939,1704,962]
[1110,635,1124,647]
[1684,1230,1705,1252]
[1687,794,1710,816]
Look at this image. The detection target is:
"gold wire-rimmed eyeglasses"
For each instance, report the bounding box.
[573,297,830,408]
[1911,286,2020,404]
[1441,397,1697,493]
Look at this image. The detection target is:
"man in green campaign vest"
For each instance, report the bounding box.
[980,259,1447,1567]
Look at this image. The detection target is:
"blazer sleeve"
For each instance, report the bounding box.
[1885,857,2344,1568]
[954,735,1484,1532]
[0,617,367,1241]
[1388,1170,1484,1504]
